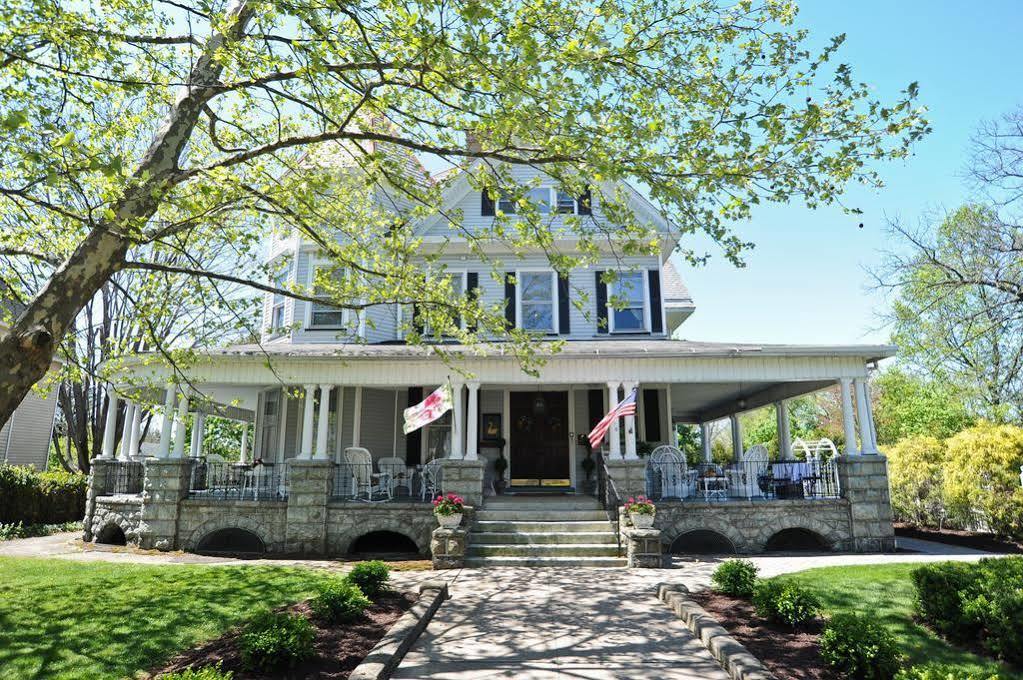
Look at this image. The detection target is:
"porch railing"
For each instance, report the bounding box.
[596,455,623,556]
[188,461,288,501]
[646,458,841,502]
[98,460,144,495]
[330,462,432,502]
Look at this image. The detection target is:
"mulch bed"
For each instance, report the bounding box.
[154,592,416,679]
[690,591,832,680]
[895,523,1023,554]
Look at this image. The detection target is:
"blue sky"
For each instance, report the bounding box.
[675,0,1023,346]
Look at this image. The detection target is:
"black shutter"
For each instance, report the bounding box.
[587,389,604,431]
[406,387,422,464]
[578,187,592,215]
[595,270,608,334]
[648,269,663,334]
[481,190,495,216]
[411,304,424,337]
[557,274,570,335]
[466,272,479,332]
[504,273,516,329]
[643,389,661,442]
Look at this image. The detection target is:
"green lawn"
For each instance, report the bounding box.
[772,562,1019,678]
[0,557,334,679]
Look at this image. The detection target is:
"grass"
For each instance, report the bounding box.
[0,557,335,679]
[771,563,1019,678]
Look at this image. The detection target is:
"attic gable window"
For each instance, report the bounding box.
[492,187,591,215]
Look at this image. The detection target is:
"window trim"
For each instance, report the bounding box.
[608,270,650,334]
[305,257,350,330]
[515,269,559,334]
[268,263,292,338]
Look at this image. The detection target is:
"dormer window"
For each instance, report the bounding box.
[308,263,348,328]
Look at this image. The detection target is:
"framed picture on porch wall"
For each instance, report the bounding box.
[481,413,502,442]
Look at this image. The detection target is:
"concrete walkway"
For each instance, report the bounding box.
[392,567,729,679]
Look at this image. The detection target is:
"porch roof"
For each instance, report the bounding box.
[204,338,895,362]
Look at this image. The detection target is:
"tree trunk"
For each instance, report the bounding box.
[0,228,130,426]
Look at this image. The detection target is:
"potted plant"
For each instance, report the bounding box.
[624,495,656,529]
[492,449,508,494]
[433,493,465,528]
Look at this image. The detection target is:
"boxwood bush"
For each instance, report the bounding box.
[238,610,315,670]
[346,560,390,599]
[311,579,371,624]
[711,559,759,597]
[752,579,821,627]
[0,464,86,524]
[912,557,1023,665]
[820,613,902,680]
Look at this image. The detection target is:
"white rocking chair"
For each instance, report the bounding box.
[420,458,444,502]
[649,445,693,499]
[341,447,392,501]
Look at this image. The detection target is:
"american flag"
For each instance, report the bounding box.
[588,387,637,449]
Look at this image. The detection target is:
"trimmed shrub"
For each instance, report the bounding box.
[0,464,86,524]
[346,560,390,599]
[895,665,999,680]
[820,613,902,680]
[311,579,371,624]
[912,557,1023,666]
[752,580,821,627]
[0,520,81,541]
[942,423,1023,538]
[160,664,234,679]
[711,559,759,598]
[238,610,315,670]
[885,435,946,526]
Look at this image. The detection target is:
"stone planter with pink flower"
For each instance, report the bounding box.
[433,492,465,528]
[624,495,656,529]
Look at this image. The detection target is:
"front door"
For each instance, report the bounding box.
[509,391,570,487]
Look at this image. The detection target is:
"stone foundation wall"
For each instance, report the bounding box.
[178,500,288,552]
[655,498,855,553]
[837,454,896,552]
[326,502,436,555]
[89,496,144,544]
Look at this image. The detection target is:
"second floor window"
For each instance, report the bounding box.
[611,271,647,332]
[270,272,288,332]
[309,264,347,328]
[519,271,556,333]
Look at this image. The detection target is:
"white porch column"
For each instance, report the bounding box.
[730,413,743,462]
[190,409,206,458]
[300,384,316,459]
[100,387,119,459]
[606,381,622,459]
[118,402,135,460]
[171,393,189,458]
[128,403,143,459]
[864,377,879,450]
[776,400,794,460]
[465,382,480,461]
[700,422,713,463]
[623,381,639,460]
[450,382,465,460]
[840,378,857,456]
[854,378,879,454]
[156,385,176,458]
[351,386,363,448]
[315,384,331,460]
[239,424,249,464]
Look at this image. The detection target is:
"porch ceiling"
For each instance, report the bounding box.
[668,379,836,423]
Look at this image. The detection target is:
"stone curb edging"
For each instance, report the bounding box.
[657,583,775,680]
[348,580,450,680]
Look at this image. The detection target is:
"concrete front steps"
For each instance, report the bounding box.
[466,495,626,567]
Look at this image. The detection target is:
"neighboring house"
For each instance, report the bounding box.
[88,141,895,561]
[0,323,60,469]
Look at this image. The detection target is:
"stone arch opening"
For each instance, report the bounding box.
[95,523,127,546]
[669,529,736,555]
[349,530,420,557]
[765,528,830,552]
[196,528,266,556]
